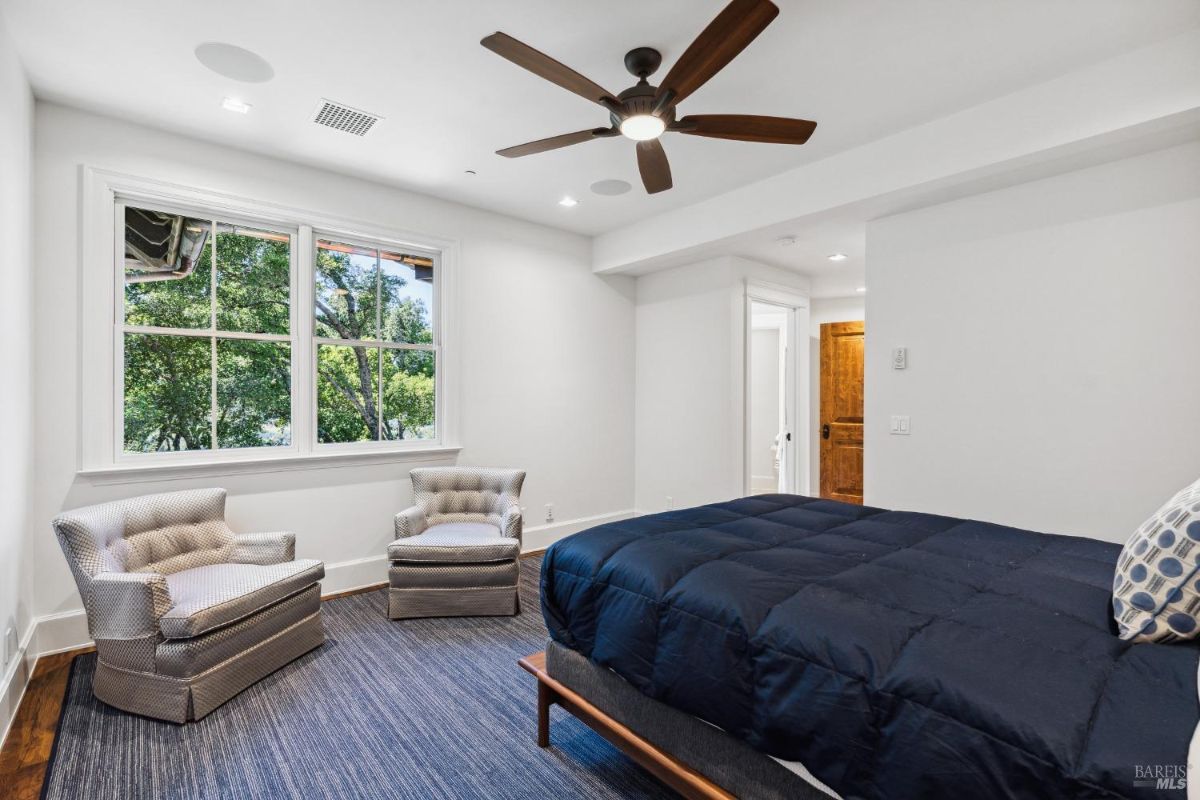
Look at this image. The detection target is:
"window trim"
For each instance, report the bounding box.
[79,167,461,480]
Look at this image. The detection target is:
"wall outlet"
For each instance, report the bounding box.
[3,624,16,667]
[892,347,908,369]
[544,503,554,523]
[666,496,674,510]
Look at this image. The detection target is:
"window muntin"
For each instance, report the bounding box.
[120,204,294,454]
[314,238,437,444]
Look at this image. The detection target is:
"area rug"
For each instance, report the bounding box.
[41,555,675,799]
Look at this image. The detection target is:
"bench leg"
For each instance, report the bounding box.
[537,680,553,747]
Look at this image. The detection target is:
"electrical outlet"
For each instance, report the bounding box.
[3,624,16,667]
[544,503,554,523]
[666,496,674,510]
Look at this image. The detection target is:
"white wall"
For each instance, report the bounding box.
[808,297,866,495]
[634,256,809,512]
[31,103,636,651]
[0,9,36,742]
[865,141,1200,542]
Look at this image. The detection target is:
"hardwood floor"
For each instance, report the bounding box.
[0,647,92,800]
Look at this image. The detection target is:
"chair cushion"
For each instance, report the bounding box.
[159,559,324,639]
[388,522,519,564]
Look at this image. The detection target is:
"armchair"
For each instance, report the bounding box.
[388,467,526,619]
[52,488,325,722]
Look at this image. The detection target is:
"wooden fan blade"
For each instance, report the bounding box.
[655,0,779,107]
[673,114,817,144]
[482,32,618,108]
[636,139,673,194]
[497,128,612,158]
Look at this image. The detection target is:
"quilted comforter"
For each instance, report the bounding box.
[540,494,1200,799]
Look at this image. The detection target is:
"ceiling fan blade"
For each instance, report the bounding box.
[655,0,779,107]
[673,114,817,144]
[482,32,619,108]
[497,128,613,158]
[636,139,673,194]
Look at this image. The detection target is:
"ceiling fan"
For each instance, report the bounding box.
[481,0,816,195]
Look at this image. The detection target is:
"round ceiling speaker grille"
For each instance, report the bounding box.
[195,43,275,83]
[590,179,633,196]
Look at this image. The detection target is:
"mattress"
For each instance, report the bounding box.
[540,494,1200,799]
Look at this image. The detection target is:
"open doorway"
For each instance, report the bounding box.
[745,293,808,496]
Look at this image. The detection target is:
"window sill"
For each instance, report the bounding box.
[77,445,462,486]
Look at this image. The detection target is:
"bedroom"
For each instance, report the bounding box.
[0,1,1198,798]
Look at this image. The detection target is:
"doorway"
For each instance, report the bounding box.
[818,321,865,504]
[744,292,807,497]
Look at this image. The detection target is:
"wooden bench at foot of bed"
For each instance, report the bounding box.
[518,651,734,800]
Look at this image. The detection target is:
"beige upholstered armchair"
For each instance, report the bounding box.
[52,488,325,722]
[388,467,526,619]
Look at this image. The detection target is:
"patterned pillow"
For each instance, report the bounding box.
[1113,477,1200,642]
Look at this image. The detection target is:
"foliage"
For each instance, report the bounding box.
[121,218,434,453]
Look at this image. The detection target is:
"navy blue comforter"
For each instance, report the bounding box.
[540,495,1200,799]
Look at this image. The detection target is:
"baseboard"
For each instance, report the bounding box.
[28,508,640,658]
[522,509,638,552]
[0,622,38,751]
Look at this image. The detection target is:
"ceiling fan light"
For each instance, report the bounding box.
[620,114,666,141]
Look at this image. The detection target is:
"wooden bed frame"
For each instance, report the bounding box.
[519,651,735,800]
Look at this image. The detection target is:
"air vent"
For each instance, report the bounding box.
[312,99,381,136]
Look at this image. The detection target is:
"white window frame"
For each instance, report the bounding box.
[310,231,443,453]
[79,167,461,482]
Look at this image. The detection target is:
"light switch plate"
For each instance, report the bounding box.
[3,624,16,667]
[890,415,911,435]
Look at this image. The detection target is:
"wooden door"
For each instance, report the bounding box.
[819,321,864,504]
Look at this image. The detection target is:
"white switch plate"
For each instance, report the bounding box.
[892,347,907,369]
[890,415,911,435]
[3,624,16,667]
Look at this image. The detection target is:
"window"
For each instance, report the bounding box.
[86,172,455,475]
[121,205,293,453]
[314,239,437,444]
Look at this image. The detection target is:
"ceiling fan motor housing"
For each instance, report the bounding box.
[611,79,675,127]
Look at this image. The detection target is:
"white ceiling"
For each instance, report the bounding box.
[4,0,1196,241]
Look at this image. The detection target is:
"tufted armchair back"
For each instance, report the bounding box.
[411,467,525,529]
[52,488,236,597]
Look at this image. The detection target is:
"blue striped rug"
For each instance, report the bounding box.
[42,556,675,799]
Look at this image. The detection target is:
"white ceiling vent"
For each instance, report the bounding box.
[312,99,382,136]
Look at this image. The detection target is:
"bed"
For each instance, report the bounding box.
[532,494,1200,799]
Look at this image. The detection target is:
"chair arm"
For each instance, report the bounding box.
[500,501,523,543]
[230,531,296,565]
[87,572,172,640]
[394,506,429,539]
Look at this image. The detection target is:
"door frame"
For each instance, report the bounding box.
[741,281,810,497]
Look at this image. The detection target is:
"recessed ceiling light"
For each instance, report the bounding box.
[828,253,848,262]
[221,97,252,114]
[559,196,579,207]
[855,285,867,293]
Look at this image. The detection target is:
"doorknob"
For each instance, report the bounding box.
[822,424,830,440]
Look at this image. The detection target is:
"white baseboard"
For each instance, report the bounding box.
[521,509,638,552]
[27,508,639,659]
[0,622,38,751]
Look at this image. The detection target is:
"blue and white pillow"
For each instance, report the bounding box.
[1113,477,1200,642]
